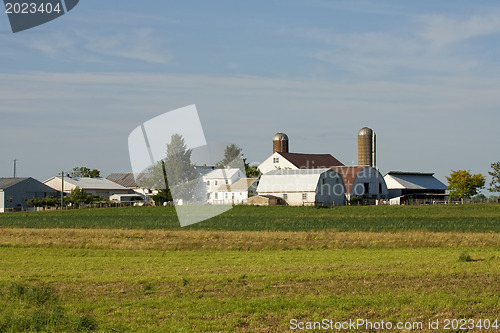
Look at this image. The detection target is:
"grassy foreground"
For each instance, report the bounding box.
[0,205,498,331]
[0,204,499,231]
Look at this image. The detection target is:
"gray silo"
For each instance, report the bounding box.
[273,132,289,153]
[358,127,376,167]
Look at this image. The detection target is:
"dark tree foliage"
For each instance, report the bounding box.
[70,167,100,178]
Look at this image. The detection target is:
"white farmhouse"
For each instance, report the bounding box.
[213,178,259,205]
[203,168,244,204]
[258,152,344,174]
[257,168,346,206]
[44,176,131,200]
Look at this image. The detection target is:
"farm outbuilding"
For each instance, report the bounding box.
[257,168,346,206]
[246,194,283,206]
[44,176,131,200]
[0,177,56,213]
[384,171,447,205]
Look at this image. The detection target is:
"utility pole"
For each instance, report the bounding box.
[13,159,17,178]
[60,171,64,210]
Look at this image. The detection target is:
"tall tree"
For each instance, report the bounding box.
[70,167,100,178]
[163,134,200,201]
[446,170,485,200]
[488,161,500,193]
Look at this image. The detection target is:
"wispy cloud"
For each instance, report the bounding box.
[82,28,172,64]
[419,11,500,49]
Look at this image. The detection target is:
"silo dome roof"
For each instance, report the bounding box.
[358,127,373,136]
[273,132,288,141]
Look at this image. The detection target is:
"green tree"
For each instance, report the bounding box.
[488,161,500,193]
[163,134,200,201]
[446,170,485,200]
[70,167,100,178]
[65,187,103,205]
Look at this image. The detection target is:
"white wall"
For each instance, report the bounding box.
[258,152,297,174]
[0,191,4,213]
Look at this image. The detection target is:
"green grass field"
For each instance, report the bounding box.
[0,205,499,332]
[0,204,499,231]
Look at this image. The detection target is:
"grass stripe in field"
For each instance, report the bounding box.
[0,204,499,232]
[0,228,499,250]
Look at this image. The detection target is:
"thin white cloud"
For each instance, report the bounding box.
[419,12,500,49]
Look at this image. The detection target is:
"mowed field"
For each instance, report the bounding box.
[0,205,499,332]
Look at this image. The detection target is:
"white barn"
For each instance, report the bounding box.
[0,178,56,213]
[257,168,346,206]
[212,178,259,205]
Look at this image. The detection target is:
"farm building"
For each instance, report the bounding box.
[203,168,244,204]
[44,176,131,200]
[107,172,157,201]
[212,178,259,205]
[258,132,344,174]
[246,194,283,206]
[0,177,56,213]
[333,166,388,201]
[257,168,346,206]
[383,171,447,205]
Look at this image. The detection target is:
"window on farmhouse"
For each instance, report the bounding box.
[215,180,218,186]
[273,158,279,163]
[225,193,228,199]
[302,193,307,200]
[215,193,218,199]
[283,194,288,200]
[225,179,228,184]
[206,180,210,186]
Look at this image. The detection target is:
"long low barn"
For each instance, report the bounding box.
[256,168,346,207]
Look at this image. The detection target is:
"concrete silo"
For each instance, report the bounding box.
[358,127,376,168]
[273,132,289,153]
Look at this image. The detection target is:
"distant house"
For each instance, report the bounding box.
[333,166,388,201]
[258,152,344,174]
[44,176,131,200]
[212,178,259,205]
[203,168,244,204]
[257,168,346,206]
[383,171,447,205]
[0,177,56,213]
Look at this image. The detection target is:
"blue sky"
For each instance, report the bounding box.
[0,1,499,193]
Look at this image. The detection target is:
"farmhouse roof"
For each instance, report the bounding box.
[47,176,129,191]
[277,152,344,169]
[0,177,29,190]
[107,173,149,188]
